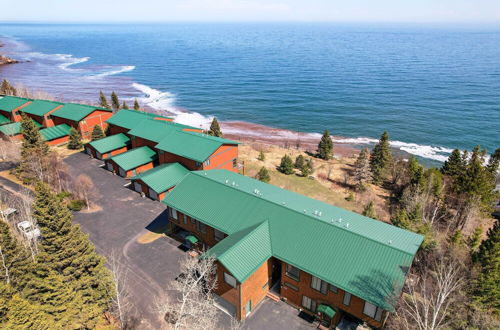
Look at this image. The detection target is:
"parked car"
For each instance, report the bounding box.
[0,207,17,219]
[17,221,41,240]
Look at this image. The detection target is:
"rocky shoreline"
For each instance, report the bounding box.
[0,42,19,65]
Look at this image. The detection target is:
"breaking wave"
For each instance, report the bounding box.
[89,65,136,79]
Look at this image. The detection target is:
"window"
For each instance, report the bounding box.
[214,229,225,241]
[195,161,202,167]
[343,292,351,306]
[224,272,237,288]
[284,282,299,291]
[301,296,317,312]
[311,276,328,294]
[329,285,338,293]
[196,221,206,234]
[285,264,300,281]
[363,302,383,321]
[204,159,211,166]
[190,217,195,224]
[182,214,187,225]
[232,158,237,168]
[170,208,178,220]
[245,300,252,316]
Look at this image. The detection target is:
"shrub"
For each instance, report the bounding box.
[67,199,86,211]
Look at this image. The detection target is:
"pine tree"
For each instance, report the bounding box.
[441,149,465,178]
[473,219,499,311]
[256,167,271,183]
[67,128,82,150]
[408,156,424,187]
[20,114,49,155]
[469,226,483,252]
[98,91,110,109]
[317,130,333,160]
[278,154,294,175]
[257,150,265,161]
[487,147,500,174]
[353,148,371,190]
[370,131,393,184]
[4,294,51,329]
[208,118,223,137]
[362,201,377,219]
[121,101,129,110]
[133,98,140,111]
[32,182,114,325]
[294,155,305,169]
[90,125,105,141]
[0,221,33,290]
[110,91,120,111]
[300,161,312,177]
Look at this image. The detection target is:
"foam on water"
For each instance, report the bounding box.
[89,65,136,79]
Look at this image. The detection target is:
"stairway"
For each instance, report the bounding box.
[266,291,280,302]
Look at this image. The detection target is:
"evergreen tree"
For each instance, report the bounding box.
[300,161,312,177]
[441,149,466,178]
[257,150,265,161]
[98,91,109,109]
[306,158,314,174]
[0,221,33,290]
[20,114,49,155]
[473,219,499,311]
[133,98,140,111]
[67,128,82,150]
[121,101,129,110]
[370,131,393,184]
[362,201,377,219]
[294,154,305,169]
[317,130,333,160]
[110,91,120,111]
[256,167,271,183]
[353,148,371,190]
[278,154,294,175]
[4,294,51,329]
[469,226,483,252]
[408,156,424,187]
[0,79,16,96]
[208,118,223,137]
[90,125,105,141]
[487,147,500,174]
[32,182,114,325]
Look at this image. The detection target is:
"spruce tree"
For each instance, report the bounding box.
[256,167,271,183]
[32,182,114,324]
[98,91,110,109]
[208,118,223,137]
[370,131,393,184]
[408,156,424,187]
[294,155,305,169]
[278,155,294,175]
[469,226,483,251]
[67,128,82,150]
[300,161,312,177]
[133,98,140,111]
[90,125,105,141]
[20,114,49,155]
[362,201,377,219]
[353,148,371,190]
[110,91,120,111]
[121,101,129,110]
[4,294,51,329]
[317,130,333,160]
[487,147,500,174]
[473,219,499,311]
[441,149,465,178]
[257,150,265,161]
[0,221,33,290]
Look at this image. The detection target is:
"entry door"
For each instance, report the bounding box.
[149,189,158,200]
[85,147,91,155]
[118,167,126,177]
[96,151,102,160]
[106,162,114,171]
[133,182,142,193]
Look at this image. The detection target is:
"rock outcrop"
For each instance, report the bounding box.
[0,55,19,65]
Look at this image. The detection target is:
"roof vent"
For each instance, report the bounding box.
[345,223,350,228]
[225,179,229,184]
[388,240,392,245]
[232,181,236,186]
[318,211,322,217]
[303,209,307,213]
[338,218,342,223]
[282,202,286,205]
[313,210,318,215]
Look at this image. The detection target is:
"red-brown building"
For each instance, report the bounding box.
[163,170,424,328]
[85,133,131,160]
[18,99,64,127]
[50,103,112,139]
[130,162,189,200]
[105,109,179,136]
[39,124,71,146]
[104,146,157,178]
[0,96,32,123]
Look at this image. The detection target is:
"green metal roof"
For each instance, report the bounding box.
[19,99,63,117]
[156,131,239,163]
[108,146,157,171]
[51,103,110,121]
[105,109,175,130]
[208,221,272,283]
[0,114,10,125]
[40,124,71,141]
[127,119,191,144]
[317,304,336,318]
[87,133,130,154]
[163,170,423,311]
[0,120,42,136]
[0,96,32,112]
[186,235,199,244]
[130,162,189,193]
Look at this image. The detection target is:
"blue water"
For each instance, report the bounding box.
[0,23,499,162]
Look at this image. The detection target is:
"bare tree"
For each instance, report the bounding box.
[156,254,218,330]
[107,250,132,329]
[74,174,97,210]
[0,246,10,285]
[390,257,464,330]
[0,138,20,163]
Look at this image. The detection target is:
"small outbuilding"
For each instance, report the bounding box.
[39,124,71,146]
[85,133,131,160]
[104,146,157,178]
[130,162,189,200]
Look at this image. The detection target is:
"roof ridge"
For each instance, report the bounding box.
[215,221,267,260]
[193,172,415,256]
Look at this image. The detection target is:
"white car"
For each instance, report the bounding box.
[17,221,41,240]
[0,208,17,219]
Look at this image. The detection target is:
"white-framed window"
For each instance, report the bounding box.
[311,276,328,294]
[224,272,237,288]
[196,221,206,233]
[301,295,317,312]
[170,208,178,220]
[214,229,225,241]
[285,264,300,281]
[232,158,237,168]
[343,292,351,306]
[329,284,338,293]
[363,301,383,321]
[204,159,211,166]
